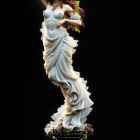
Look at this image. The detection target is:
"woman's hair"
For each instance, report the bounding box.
[44,0,77,9]
[42,0,85,32]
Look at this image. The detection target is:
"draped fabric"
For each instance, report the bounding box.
[40,21,94,135]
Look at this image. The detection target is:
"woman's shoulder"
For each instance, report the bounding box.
[63,4,74,12]
[41,0,52,9]
[41,0,48,7]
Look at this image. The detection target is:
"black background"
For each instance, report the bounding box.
[1,0,119,140]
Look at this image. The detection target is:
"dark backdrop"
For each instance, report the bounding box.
[1,0,119,140]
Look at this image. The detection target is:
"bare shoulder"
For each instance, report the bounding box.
[41,0,51,8]
[63,4,74,12]
[41,0,48,7]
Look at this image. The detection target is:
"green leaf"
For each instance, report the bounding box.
[67,133,70,136]
[76,10,79,14]
[83,136,87,139]
[75,1,80,7]
[78,30,80,33]
[76,1,80,4]
[75,27,78,32]
[82,134,87,137]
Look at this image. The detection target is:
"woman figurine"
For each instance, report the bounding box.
[40,0,94,135]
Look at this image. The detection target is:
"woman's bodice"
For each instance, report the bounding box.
[43,7,65,38]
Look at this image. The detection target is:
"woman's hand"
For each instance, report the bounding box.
[56,19,67,29]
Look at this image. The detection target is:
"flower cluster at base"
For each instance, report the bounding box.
[46,123,94,140]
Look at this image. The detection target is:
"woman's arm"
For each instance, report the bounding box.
[65,5,82,26]
[41,0,47,7]
[65,18,82,26]
[56,4,82,28]
[56,18,81,29]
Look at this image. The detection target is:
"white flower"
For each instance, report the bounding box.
[70,14,81,20]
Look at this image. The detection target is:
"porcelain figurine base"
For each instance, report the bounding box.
[46,123,94,140]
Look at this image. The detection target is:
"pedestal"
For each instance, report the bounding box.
[53,129,84,140]
[46,123,94,140]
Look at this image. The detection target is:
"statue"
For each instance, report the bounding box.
[40,0,94,139]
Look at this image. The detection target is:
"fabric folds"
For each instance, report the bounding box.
[40,21,94,135]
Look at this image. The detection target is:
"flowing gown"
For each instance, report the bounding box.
[40,8,94,135]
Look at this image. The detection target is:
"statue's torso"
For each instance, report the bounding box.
[43,5,65,38]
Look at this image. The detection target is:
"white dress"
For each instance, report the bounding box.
[40,7,94,135]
